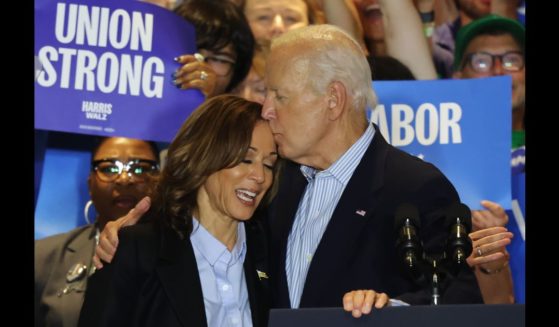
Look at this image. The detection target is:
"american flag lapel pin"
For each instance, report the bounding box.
[355,210,366,216]
[257,270,269,280]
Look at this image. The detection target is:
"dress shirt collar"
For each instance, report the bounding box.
[191,217,247,267]
[300,123,376,186]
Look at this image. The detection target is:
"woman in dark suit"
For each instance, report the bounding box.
[79,95,279,327]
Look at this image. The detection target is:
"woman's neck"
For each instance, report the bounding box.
[194,211,239,251]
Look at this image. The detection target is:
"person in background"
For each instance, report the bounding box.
[172,0,254,97]
[78,95,279,327]
[232,42,270,104]
[453,14,525,304]
[240,0,366,46]
[367,56,416,81]
[352,0,438,79]
[430,0,521,77]
[35,137,160,327]
[241,0,325,45]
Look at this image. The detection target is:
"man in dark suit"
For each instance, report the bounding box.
[94,24,482,319]
[260,24,482,311]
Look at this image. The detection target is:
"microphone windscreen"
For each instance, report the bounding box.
[445,202,472,231]
[394,203,421,230]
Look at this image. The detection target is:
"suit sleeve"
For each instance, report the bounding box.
[35,238,59,326]
[78,228,141,327]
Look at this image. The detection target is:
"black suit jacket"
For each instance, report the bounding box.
[78,219,269,327]
[267,127,482,308]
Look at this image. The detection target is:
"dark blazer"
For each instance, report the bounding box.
[78,219,270,327]
[267,127,482,308]
[35,224,97,327]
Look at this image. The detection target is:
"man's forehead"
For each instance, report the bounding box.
[267,55,308,86]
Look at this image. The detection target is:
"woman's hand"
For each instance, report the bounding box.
[173,54,218,98]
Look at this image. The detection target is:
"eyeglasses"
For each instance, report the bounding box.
[91,159,159,183]
[463,51,524,73]
[204,55,236,77]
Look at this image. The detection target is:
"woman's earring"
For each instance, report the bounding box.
[84,200,94,225]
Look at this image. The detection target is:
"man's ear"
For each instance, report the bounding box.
[327,81,346,120]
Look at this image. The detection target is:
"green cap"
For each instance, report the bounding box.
[454,15,525,70]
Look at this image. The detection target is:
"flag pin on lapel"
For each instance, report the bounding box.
[355,210,366,216]
[257,270,269,280]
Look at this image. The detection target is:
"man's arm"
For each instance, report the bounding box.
[93,196,151,269]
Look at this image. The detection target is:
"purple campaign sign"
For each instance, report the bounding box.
[35,0,205,142]
[370,76,512,210]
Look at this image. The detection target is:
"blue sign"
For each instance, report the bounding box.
[35,0,204,142]
[371,77,512,210]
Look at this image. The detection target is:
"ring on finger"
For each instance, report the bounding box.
[477,247,483,257]
[200,71,208,81]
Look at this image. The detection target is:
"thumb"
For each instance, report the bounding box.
[121,196,151,227]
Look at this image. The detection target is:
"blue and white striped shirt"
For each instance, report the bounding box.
[286,124,375,308]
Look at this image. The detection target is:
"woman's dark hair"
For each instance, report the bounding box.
[174,0,255,92]
[151,95,280,240]
[367,56,416,81]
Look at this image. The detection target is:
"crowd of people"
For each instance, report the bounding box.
[35,0,526,326]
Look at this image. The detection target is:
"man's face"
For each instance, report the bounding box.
[457,0,491,20]
[261,45,330,165]
[455,34,525,112]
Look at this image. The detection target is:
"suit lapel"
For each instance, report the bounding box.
[244,254,263,327]
[300,130,390,306]
[61,226,96,327]
[274,161,308,250]
[271,161,308,306]
[156,225,207,327]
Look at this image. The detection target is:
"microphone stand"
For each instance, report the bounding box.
[430,259,440,305]
[413,253,449,306]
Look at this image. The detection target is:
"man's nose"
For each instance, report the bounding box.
[261,96,277,120]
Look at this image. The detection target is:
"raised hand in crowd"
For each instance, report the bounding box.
[172,0,255,97]
[172,53,219,97]
[468,200,515,304]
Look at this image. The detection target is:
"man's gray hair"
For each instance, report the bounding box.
[271,24,377,111]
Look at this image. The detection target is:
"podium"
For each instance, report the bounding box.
[269,304,524,327]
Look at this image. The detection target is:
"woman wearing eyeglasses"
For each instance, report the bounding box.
[35,137,160,327]
[171,0,255,98]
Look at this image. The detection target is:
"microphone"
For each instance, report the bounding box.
[445,203,473,267]
[394,203,423,280]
